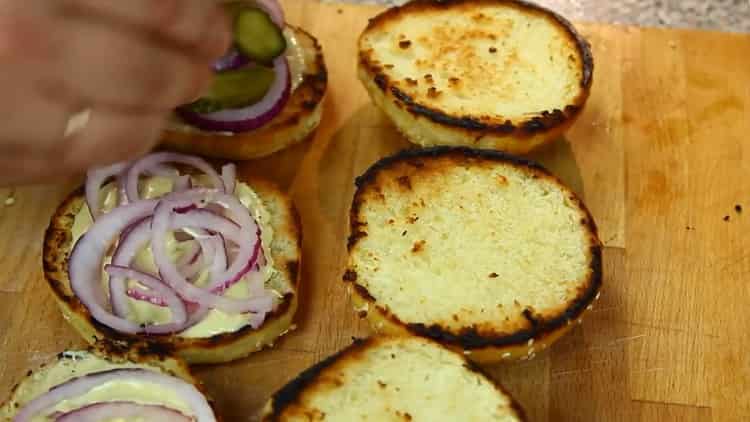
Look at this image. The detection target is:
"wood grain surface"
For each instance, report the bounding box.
[1,1,749,420]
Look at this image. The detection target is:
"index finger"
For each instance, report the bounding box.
[62,0,231,58]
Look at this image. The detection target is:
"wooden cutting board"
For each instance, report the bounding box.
[2,1,749,420]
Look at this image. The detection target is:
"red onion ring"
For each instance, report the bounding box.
[85,162,128,219]
[252,0,285,27]
[177,57,291,133]
[166,190,260,285]
[13,369,216,422]
[221,163,237,194]
[152,198,265,313]
[125,153,224,202]
[184,305,211,330]
[76,154,276,334]
[69,200,160,334]
[126,287,168,307]
[109,217,153,317]
[148,164,180,178]
[105,265,187,334]
[206,231,261,293]
[117,165,132,206]
[213,49,251,72]
[55,402,192,422]
[176,239,201,267]
[198,235,228,283]
[173,175,192,192]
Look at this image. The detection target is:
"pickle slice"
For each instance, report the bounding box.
[233,7,287,63]
[186,66,275,113]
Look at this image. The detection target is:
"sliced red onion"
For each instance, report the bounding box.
[252,0,285,27]
[152,196,262,313]
[188,193,262,287]
[175,239,204,280]
[109,217,153,317]
[125,153,223,202]
[13,368,216,422]
[110,204,245,293]
[105,265,187,334]
[243,268,274,329]
[181,247,209,282]
[148,164,180,178]
[184,305,211,330]
[173,175,192,192]
[117,165,132,206]
[177,57,290,133]
[176,240,201,267]
[221,163,237,194]
[85,162,128,219]
[206,233,261,293]
[213,49,250,72]
[198,235,228,283]
[55,402,191,422]
[69,200,159,334]
[126,287,167,307]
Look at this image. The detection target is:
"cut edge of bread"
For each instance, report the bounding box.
[42,177,302,365]
[260,336,526,421]
[344,146,602,364]
[0,341,217,421]
[160,26,327,160]
[358,0,594,154]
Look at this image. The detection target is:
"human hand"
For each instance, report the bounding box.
[0,0,231,186]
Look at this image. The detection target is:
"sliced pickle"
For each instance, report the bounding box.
[232,6,286,63]
[186,66,275,113]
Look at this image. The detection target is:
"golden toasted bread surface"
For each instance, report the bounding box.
[345,147,601,362]
[262,336,525,421]
[0,343,214,421]
[358,0,593,153]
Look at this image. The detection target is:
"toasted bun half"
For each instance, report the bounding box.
[358,0,593,154]
[0,341,216,421]
[42,178,302,365]
[344,147,602,363]
[261,336,525,421]
[161,26,327,160]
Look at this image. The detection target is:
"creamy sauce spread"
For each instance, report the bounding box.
[16,352,193,422]
[71,177,279,338]
[167,28,307,136]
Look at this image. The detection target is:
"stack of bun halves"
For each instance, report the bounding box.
[2,1,600,421]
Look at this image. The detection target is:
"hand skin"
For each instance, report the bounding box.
[0,0,231,186]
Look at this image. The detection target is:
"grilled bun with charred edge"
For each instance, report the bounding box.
[344,147,602,363]
[0,342,219,421]
[43,177,301,365]
[358,0,593,154]
[261,336,525,421]
[161,26,327,160]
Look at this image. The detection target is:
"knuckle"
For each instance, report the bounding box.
[120,46,173,105]
[152,56,206,107]
[162,1,221,48]
[0,14,24,57]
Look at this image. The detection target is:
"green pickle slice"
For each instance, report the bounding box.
[186,66,275,113]
[232,6,287,63]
